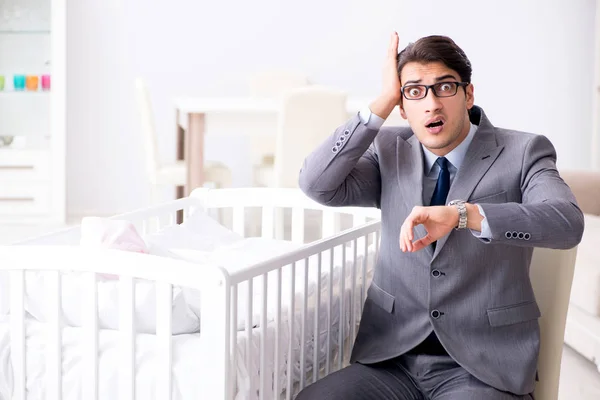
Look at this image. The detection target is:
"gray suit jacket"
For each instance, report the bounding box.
[298,105,584,395]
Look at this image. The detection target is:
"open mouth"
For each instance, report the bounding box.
[426,120,444,128]
[425,119,445,134]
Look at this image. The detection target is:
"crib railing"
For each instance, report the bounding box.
[1,246,217,400]
[3,187,382,400]
[218,220,381,400]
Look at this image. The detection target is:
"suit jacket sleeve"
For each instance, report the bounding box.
[477,134,584,249]
[298,114,381,208]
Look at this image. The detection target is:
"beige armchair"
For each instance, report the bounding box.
[530,246,578,399]
[560,171,600,375]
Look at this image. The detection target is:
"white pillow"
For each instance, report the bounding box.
[145,207,243,253]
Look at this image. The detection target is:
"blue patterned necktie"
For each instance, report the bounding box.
[430,157,450,251]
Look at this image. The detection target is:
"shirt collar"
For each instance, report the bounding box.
[422,122,478,174]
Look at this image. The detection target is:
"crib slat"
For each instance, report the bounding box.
[261,206,274,239]
[286,262,296,400]
[325,248,334,375]
[338,244,346,370]
[259,273,268,400]
[245,278,253,395]
[362,234,369,309]
[119,276,135,400]
[313,252,322,383]
[300,257,309,389]
[233,206,245,236]
[291,207,304,244]
[83,273,98,400]
[350,239,358,354]
[46,271,62,400]
[273,268,282,398]
[230,285,238,397]
[156,282,173,400]
[9,270,25,400]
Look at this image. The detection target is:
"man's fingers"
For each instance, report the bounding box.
[400,224,408,252]
[412,236,433,252]
[400,207,430,253]
[388,31,399,58]
[402,211,422,252]
[400,219,414,252]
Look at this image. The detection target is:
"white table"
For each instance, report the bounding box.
[172,96,397,194]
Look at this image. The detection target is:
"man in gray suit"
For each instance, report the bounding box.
[295,33,584,399]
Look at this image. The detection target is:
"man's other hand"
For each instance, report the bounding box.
[399,206,458,252]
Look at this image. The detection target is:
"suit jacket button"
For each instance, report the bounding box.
[431,310,442,319]
[432,269,441,278]
[344,130,350,135]
[524,233,531,240]
[332,147,338,153]
[505,231,512,239]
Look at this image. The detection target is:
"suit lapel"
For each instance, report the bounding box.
[431,109,505,261]
[397,134,433,258]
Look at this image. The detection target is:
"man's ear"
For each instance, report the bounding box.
[466,83,475,109]
[399,100,407,119]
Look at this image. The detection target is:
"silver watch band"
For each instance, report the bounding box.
[448,200,468,229]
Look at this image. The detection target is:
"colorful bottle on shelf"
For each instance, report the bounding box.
[41,74,51,91]
[26,75,39,91]
[13,75,25,91]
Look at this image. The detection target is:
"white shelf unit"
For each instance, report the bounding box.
[594,1,600,170]
[0,0,66,224]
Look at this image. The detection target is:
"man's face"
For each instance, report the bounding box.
[399,61,474,156]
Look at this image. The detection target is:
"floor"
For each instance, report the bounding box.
[1,222,600,399]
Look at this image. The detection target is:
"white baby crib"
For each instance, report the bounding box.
[0,187,382,400]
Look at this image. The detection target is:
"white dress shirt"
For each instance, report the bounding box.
[359,108,492,240]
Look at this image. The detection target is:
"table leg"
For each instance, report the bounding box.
[175,109,185,223]
[185,112,205,196]
[176,108,186,197]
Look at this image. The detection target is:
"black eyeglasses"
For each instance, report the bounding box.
[401,81,469,100]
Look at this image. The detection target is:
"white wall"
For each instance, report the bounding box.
[66,0,597,216]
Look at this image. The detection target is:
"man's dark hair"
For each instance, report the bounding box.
[397,35,472,84]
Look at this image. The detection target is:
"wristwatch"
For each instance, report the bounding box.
[448,199,468,230]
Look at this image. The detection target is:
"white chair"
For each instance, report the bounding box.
[530,246,578,399]
[252,86,347,239]
[254,85,348,188]
[248,70,310,165]
[134,78,232,205]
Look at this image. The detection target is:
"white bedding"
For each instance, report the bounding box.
[0,280,363,400]
[21,236,372,334]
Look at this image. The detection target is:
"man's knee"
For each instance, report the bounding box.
[294,379,346,400]
[294,365,365,400]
